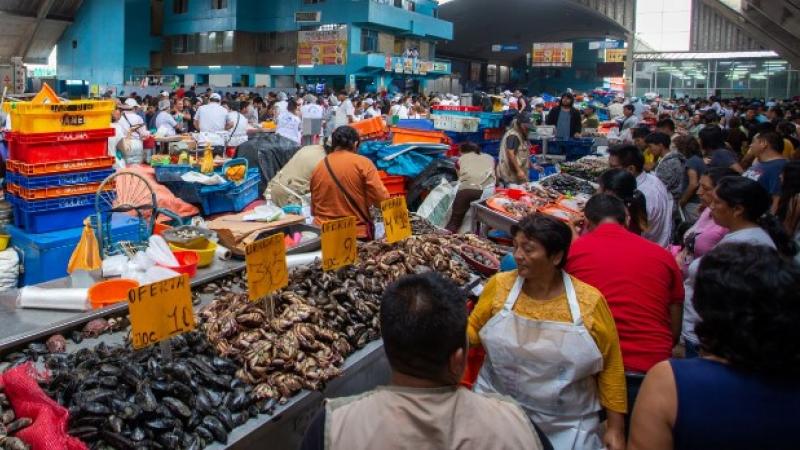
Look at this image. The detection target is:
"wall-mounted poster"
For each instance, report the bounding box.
[297,27,348,66]
[531,42,573,67]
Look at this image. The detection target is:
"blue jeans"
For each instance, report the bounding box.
[684,340,701,358]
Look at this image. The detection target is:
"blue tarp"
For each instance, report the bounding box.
[359,141,449,178]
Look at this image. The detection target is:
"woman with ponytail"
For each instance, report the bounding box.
[683,175,798,358]
[598,169,649,236]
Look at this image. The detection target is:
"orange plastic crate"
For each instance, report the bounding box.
[6,156,115,176]
[351,116,388,138]
[7,181,114,200]
[391,127,447,145]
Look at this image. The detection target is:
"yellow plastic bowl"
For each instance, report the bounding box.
[0,234,9,251]
[169,240,217,268]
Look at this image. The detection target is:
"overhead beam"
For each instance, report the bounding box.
[0,9,72,24]
[17,0,58,60]
[701,0,800,67]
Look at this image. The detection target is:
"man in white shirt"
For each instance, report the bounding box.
[118,98,150,140]
[300,95,324,120]
[194,93,228,132]
[609,144,673,247]
[275,92,289,116]
[225,101,250,147]
[154,101,177,137]
[334,91,355,128]
[620,104,640,131]
[363,98,379,119]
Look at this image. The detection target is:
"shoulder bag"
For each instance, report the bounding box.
[323,156,375,240]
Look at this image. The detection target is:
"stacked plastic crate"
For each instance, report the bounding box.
[430,106,506,159]
[2,84,116,234]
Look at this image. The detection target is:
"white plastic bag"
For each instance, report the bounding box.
[146,235,180,268]
[102,254,130,278]
[416,179,460,228]
[181,171,227,185]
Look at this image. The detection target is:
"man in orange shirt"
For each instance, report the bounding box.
[310,126,389,239]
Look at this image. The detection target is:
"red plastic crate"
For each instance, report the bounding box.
[7,156,115,176]
[379,171,407,197]
[431,105,482,112]
[6,128,115,164]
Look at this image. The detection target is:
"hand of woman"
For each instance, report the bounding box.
[603,426,626,450]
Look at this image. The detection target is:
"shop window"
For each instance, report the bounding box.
[303,0,325,3]
[257,32,276,53]
[361,29,379,53]
[173,0,188,14]
[172,34,194,54]
[211,0,227,9]
[197,31,234,53]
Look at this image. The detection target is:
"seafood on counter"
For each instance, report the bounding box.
[41,331,260,450]
[539,173,597,196]
[0,385,31,450]
[559,157,609,181]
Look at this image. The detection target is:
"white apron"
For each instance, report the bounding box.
[475,272,605,450]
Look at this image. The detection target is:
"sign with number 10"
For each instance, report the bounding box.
[127,274,195,350]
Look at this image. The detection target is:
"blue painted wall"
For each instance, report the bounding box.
[124,0,162,82]
[163,0,238,35]
[57,0,126,85]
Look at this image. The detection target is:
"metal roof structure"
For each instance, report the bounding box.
[437,0,633,64]
[0,0,82,64]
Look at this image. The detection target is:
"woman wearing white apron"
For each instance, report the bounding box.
[469,214,627,450]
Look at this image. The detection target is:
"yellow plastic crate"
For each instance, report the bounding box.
[2,83,115,134]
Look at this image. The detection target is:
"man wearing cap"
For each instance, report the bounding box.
[545,93,582,140]
[363,98,379,119]
[334,91,355,128]
[118,98,150,139]
[497,113,532,185]
[194,93,228,133]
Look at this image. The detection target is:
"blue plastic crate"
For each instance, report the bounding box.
[478,112,504,128]
[6,168,114,190]
[395,119,435,130]
[481,140,501,159]
[199,169,260,215]
[7,192,115,234]
[7,214,141,285]
[444,131,484,144]
[154,164,194,183]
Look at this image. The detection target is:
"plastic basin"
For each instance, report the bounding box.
[169,240,217,268]
[161,250,198,278]
[89,278,139,309]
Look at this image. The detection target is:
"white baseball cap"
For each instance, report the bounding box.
[124,98,139,108]
[209,93,221,101]
[364,98,374,106]
[160,91,169,97]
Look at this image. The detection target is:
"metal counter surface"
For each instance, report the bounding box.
[0,258,247,352]
[470,201,519,236]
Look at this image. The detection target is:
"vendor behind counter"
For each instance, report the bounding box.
[268,144,326,207]
[310,126,389,240]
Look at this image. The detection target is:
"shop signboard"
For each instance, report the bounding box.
[403,58,414,74]
[297,27,348,66]
[605,49,627,63]
[433,62,448,73]
[492,44,520,52]
[385,54,393,72]
[531,42,573,67]
[589,40,625,50]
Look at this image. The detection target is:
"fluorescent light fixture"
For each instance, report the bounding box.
[270,65,284,69]
[209,65,221,69]
[177,65,188,69]
[298,64,313,68]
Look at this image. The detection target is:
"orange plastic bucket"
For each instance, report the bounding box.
[88,279,139,309]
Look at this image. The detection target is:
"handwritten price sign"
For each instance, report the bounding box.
[321,216,357,271]
[381,197,412,243]
[246,233,289,302]
[128,274,195,350]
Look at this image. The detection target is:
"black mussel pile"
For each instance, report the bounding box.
[0,385,32,450]
[540,173,596,196]
[41,331,263,450]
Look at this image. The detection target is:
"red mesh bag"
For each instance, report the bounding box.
[0,363,87,450]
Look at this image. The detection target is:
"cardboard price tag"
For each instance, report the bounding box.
[128,274,195,350]
[381,197,412,243]
[321,216,358,271]
[246,233,289,302]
